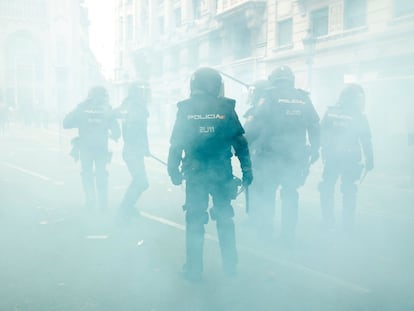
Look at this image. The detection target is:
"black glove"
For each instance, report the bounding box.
[242,169,253,187]
[170,170,182,186]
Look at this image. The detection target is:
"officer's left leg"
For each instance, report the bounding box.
[183,179,209,281]
[95,154,109,210]
[211,181,237,276]
[280,185,299,244]
[80,151,96,208]
[340,165,361,233]
[319,161,340,228]
[120,152,148,216]
[280,163,301,244]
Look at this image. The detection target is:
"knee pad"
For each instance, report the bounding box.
[185,208,209,225]
[210,205,234,221]
[340,182,357,195]
[280,187,298,201]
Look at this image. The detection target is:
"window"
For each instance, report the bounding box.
[119,52,124,68]
[189,44,199,67]
[277,18,293,46]
[394,0,414,17]
[126,15,133,41]
[192,0,201,19]
[152,53,164,74]
[232,23,251,59]
[158,16,164,35]
[119,17,124,42]
[140,0,149,34]
[174,7,181,27]
[170,49,180,71]
[344,0,366,29]
[209,34,222,65]
[311,7,329,37]
[56,37,66,65]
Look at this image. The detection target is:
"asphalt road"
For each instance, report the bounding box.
[0,124,413,311]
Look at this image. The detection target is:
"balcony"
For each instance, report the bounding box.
[216,0,266,19]
[216,0,266,29]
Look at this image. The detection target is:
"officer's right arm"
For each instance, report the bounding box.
[243,104,266,145]
[167,102,186,185]
[62,107,81,129]
[232,134,253,186]
[305,97,321,164]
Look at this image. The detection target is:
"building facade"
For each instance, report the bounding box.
[0,0,105,123]
[115,0,414,176]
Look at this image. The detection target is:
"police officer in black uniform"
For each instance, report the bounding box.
[116,82,150,219]
[243,79,271,162]
[319,83,373,232]
[63,86,120,210]
[167,67,253,281]
[245,65,320,245]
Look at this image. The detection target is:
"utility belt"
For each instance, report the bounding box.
[69,136,112,162]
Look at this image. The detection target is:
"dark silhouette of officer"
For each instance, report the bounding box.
[318,83,373,232]
[167,67,252,281]
[116,82,151,219]
[63,86,120,210]
[245,65,320,245]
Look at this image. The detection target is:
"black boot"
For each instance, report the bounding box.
[216,218,238,277]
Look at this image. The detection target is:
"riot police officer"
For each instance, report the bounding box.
[243,79,271,161]
[245,65,320,245]
[167,67,253,281]
[318,83,373,232]
[116,82,150,219]
[63,86,120,210]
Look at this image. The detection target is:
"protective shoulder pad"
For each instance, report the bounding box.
[177,99,192,109]
[218,97,236,109]
[295,88,310,97]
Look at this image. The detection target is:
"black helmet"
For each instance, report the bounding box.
[87,86,108,103]
[338,83,365,111]
[190,67,223,97]
[268,65,295,86]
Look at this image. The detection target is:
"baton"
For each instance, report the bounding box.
[149,154,168,166]
[236,185,250,214]
[218,71,251,89]
[245,186,250,214]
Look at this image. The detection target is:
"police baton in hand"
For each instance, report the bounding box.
[245,186,250,214]
[149,154,168,166]
[237,185,250,214]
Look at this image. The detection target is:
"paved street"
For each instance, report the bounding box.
[0,124,413,311]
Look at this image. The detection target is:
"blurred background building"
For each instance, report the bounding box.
[0,0,105,124]
[114,0,414,175]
